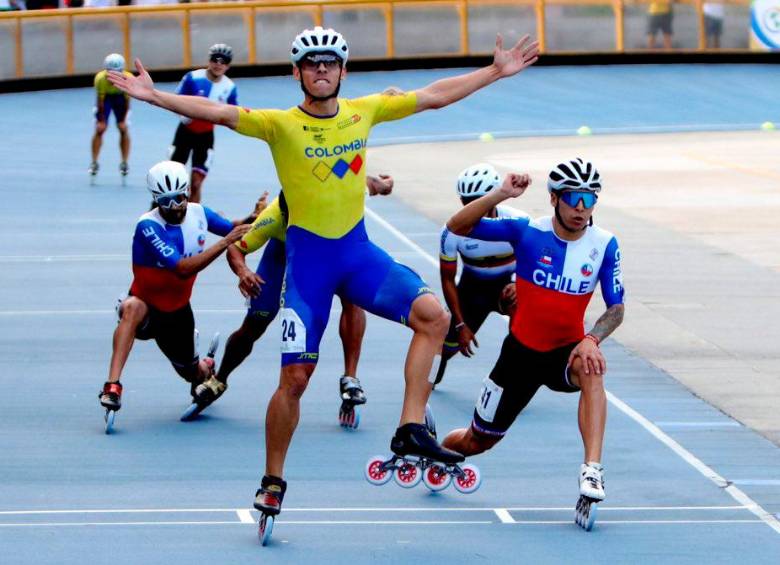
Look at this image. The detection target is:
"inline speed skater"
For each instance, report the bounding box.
[90,53,132,184]
[108,26,539,543]
[440,160,625,531]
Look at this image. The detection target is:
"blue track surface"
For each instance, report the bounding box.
[1,65,780,563]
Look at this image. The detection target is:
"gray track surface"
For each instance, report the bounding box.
[1,64,780,562]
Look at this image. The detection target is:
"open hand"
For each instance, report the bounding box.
[108,58,155,102]
[492,34,540,78]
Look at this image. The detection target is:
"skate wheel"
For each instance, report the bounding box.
[180,403,202,422]
[339,405,360,430]
[453,463,481,494]
[393,460,422,488]
[422,464,452,492]
[259,513,274,546]
[104,410,115,434]
[575,496,598,531]
[365,455,393,486]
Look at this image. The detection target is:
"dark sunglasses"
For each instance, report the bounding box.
[156,193,188,209]
[301,54,342,70]
[559,190,598,209]
[209,55,231,65]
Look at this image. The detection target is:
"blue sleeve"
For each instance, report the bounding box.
[203,206,234,236]
[175,72,193,95]
[599,236,624,307]
[227,86,238,106]
[469,216,528,243]
[134,220,181,269]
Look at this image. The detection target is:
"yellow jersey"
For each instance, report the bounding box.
[94,69,133,98]
[236,196,287,254]
[648,1,672,15]
[235,93,417,239]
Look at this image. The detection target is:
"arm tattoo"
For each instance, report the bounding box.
[589,304,624,343]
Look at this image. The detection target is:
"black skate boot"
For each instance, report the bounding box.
[391,423,464,465]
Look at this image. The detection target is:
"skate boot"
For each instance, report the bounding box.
[119,161,129,176]
[575,462,605,531]
[338,375,366,430]
[99,381,122,434]
[254,475,287,546]
[88,161,99,185]
[391,423,463,464]
[364,423,480,493]
[181,333,220,421]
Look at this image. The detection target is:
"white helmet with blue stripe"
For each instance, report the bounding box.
[103,53,125,72]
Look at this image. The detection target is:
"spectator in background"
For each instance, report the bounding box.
[647,0,674,49]
[0,0,26,10]
[703,2,725,48]
[25,0,57,8]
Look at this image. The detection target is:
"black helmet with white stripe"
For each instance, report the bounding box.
[146,161,190,201]
[547,158,601,193]
[456,163,501,199]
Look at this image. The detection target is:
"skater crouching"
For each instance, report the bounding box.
[440,159,625,515]
[99,160,261,430]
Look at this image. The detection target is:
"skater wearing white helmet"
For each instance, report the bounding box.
[108,24,539,543]
[89,53,133,183]
[441,159,625,530]
[99,161,261,433]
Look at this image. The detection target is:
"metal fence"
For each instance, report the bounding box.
[0,0,758,80]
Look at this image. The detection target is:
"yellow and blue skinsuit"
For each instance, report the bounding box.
[235,93,433,365]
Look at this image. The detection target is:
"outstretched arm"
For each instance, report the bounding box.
[108,59,240,129]
[447,173,531,235]
[414,34,539,113]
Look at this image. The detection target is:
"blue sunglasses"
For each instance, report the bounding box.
[559,190,598,209]
[156,193,187,209]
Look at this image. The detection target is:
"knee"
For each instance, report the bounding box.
[95,123,107,135]
[570,361,604,393]
[119,298,146,324]
[412,297,450,339]
[117,122,128,134]
[280,366,312,399]
[466,430,500,456]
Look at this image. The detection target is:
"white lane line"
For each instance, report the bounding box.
[365,203,780,537]
[0,520,492,528]
[494,509,515,523]
[236,509,254,524]
[0,254,127,263]
[655,422,741,428]
[0,505,749,515]
[364,208,438,269]
[0,519,763,529]
[607,392,780,535]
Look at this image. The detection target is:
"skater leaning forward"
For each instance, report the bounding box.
[441,159,625,512]
[108,24,539,532]
[99,161,261,425]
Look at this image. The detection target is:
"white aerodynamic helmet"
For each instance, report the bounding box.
[208,43,233,63]
[547,158,602,193]
[456,163,501,199]
[290,26,349,64]
[103,53,125,72]
[146,161,190,201]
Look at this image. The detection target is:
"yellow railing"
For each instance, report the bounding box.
[0,0,756,80]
